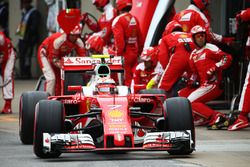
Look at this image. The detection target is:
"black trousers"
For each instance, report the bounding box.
[18,40,35,78]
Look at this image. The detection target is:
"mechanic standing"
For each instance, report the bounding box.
[0,29,16,114]
[178,25,232,129]
[16,0,40,79]
[228,8,250,131]
[84,0,117,53]
[111,0,142,86]
[173,0,234,44]
[158,20,195,97]
[132,47,163,92]
[37,24,86,96]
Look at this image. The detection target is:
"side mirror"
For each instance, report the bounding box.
[68,85,82,92]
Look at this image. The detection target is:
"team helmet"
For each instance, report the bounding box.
[92,0,109,8]
[140,47,159,66]
[191,0,209,10]
[116,0,132,11]
[162,20,182,36]
[96,77,116,95]
[190,25,206,36]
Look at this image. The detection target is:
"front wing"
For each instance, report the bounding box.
[43,131,194,153]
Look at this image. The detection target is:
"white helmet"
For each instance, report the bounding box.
[96,77,116,95]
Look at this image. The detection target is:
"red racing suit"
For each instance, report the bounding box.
[85,3,117,45]
[238,8,250,116]
[132,62,163,88]
[0,32,16,100]
[112,12,142,86]
[37,32,86,96]
[158,32,195,92]
[178,43,232,119]
[173,4,223,43]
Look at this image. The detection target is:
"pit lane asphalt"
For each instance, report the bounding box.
[0,80,250,167]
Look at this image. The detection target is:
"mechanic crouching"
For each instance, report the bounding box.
[0,29,16,114]
[37,24,86,96]
[132,47,163,92]
[178,25,232,129]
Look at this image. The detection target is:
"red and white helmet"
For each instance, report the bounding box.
[70,24,82,35]
[190,25,206,36]
[92,0,109,8]
[162,20,182,37]
[191,0,209,10]
[116,0,132,11]
[96,77,116,95]
[140,47,159,66]
[85,34,104,53]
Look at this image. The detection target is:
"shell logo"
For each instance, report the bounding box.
[183,25,188,32]
[180,34,188,38]
[108,110,123,118]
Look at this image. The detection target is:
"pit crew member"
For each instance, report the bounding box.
[0,30,16,114]
[173,0,234,44]
[83,0,117,53]
[228,8,250,131]
[158,20,195,97]
[178,25,232,129]
[37,24,86,96]
[132,47,163,91]
[111,0,142,86]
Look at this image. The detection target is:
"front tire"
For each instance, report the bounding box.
[164,97,195,155]
[33,100,64,158]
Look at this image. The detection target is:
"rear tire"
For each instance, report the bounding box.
[19,91,49,144]
[33,100,64,158]
[164,97,195,155]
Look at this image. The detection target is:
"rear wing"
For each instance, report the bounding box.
[62,56,124,72]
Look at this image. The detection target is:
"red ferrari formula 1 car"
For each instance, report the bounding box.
[19,55,195,158]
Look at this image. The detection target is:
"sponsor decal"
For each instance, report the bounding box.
[62,99,80,104]
[133,97,153,103]
[63,57,122,65]
[108,110,123,118]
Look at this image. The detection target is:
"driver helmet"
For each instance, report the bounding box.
[69,24,82,35]
[92,0,109,8]
[140,47,159,67]
[190,0,209,11]
[96,77,116,95]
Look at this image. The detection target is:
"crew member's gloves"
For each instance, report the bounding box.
[146,79,156,89]
[81,12,92,25]
[206,66,217,82]
[86,34,104,53]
